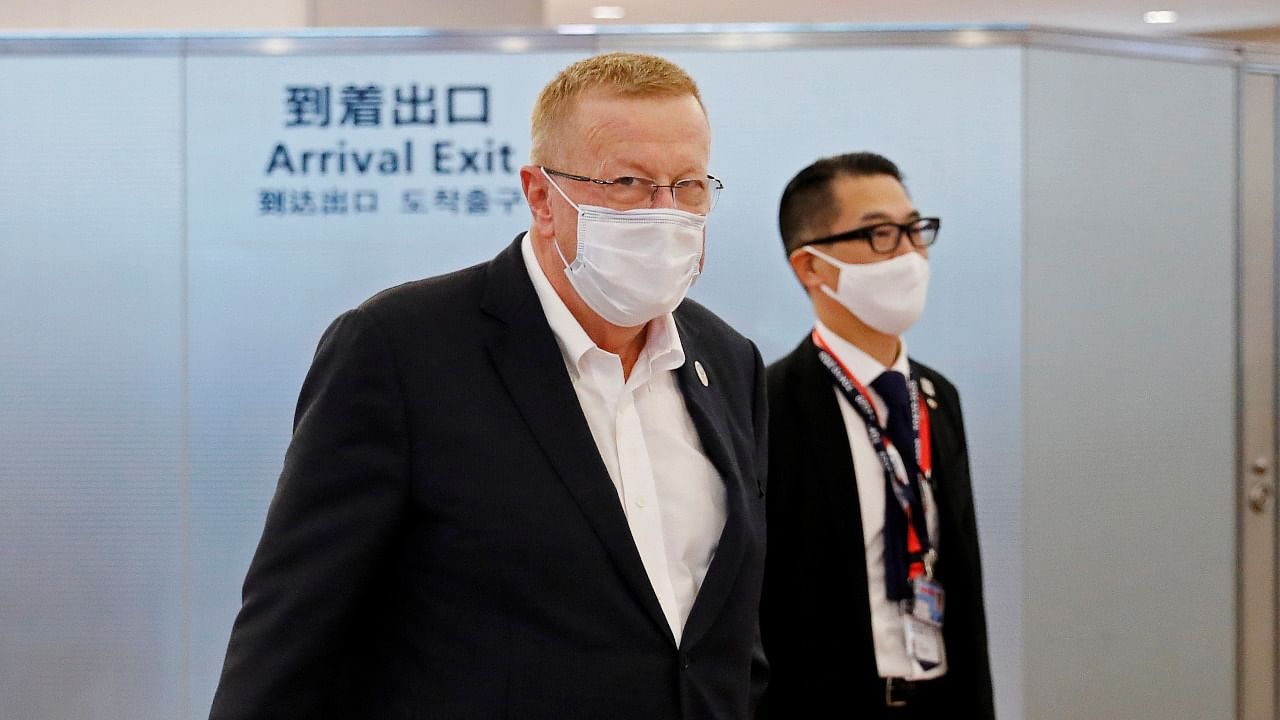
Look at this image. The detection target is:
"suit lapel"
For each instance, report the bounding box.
[792,338,878,667]
[910,362,964,584]
[794,337,869,564]
[481,236,674,643]
[671,313,749,650]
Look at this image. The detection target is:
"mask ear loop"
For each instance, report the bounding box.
[541,168,585,270]
[800,245,847,305]
[802,244,844,268]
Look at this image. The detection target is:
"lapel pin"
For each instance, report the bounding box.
[919,377,936,398]
[926,397,939,409]
[694,360,709,387]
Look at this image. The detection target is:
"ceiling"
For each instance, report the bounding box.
[542,0,1280,39]
[2,0,1278,42]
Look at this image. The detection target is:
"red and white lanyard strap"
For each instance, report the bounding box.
[812,329,935,582]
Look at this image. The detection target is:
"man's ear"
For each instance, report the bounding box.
[789,248,825,291]
[520,165,554,233]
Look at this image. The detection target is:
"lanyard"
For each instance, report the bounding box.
[812,329,934,564]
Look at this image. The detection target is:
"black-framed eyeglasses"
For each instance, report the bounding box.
[542,167,724,213]
[800,217,941,254]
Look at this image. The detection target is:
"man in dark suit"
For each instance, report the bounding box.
[759,152,993,718]
[209,53,767,720]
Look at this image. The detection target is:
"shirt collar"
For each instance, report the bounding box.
[521,233,686,378]
[813,319,910,384]
[642,311,686,374]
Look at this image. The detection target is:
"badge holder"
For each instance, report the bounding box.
[903,549,944,670]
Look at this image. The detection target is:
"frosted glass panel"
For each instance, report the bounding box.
[1023,48,1236,720]
[0,55,186,719]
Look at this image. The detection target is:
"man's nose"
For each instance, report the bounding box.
[649,186,678,209]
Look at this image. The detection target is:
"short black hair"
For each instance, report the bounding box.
[778,152,904,256]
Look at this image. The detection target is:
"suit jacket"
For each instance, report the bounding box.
[758,335,994,718]
[209,235,769,720]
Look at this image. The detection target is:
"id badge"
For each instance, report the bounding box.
[905,615,943,670]
[911,576,945,627]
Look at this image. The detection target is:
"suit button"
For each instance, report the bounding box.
[681,654,691,670]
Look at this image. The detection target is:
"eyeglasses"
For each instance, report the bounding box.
[542,167,724,213]
[801,217,941,254]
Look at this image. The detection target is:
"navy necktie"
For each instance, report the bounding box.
[869,370,921,601]
[870,370,918,476]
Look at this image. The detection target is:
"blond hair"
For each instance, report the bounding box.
[530,52,705,164]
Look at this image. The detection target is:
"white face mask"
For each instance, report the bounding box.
[804,246,930,336]
[544,168,704,328]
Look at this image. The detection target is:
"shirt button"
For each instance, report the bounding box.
[635,495,647,509]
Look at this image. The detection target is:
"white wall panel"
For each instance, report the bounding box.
[1023,48,1237,720]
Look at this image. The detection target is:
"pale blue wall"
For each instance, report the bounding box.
[0,55,188,719]
[0,33,1246,720]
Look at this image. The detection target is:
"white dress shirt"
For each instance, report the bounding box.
[522,234,726,646]
[814,320,946,680]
